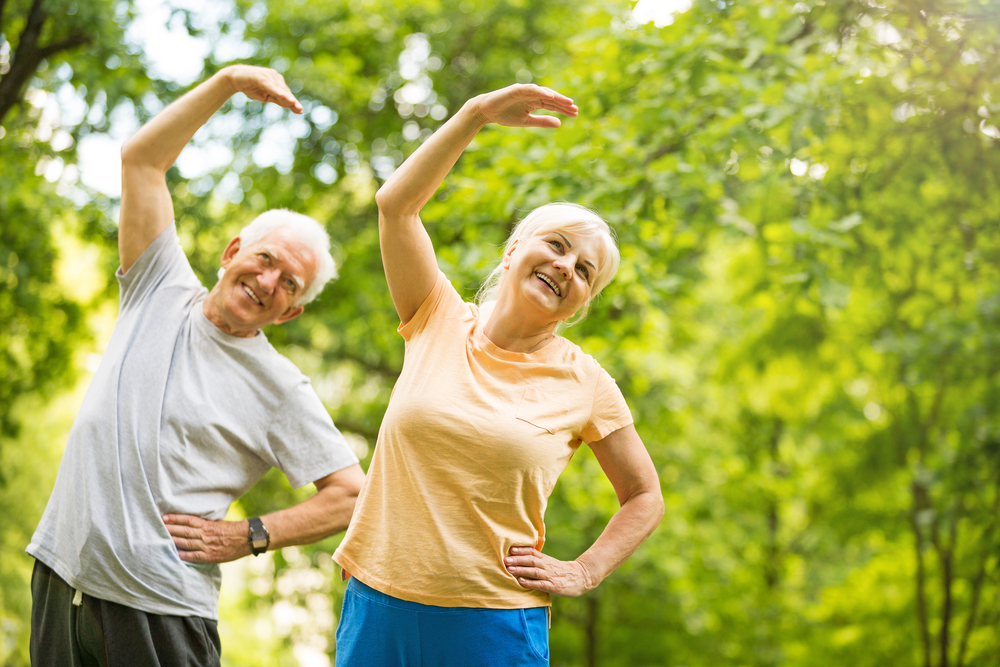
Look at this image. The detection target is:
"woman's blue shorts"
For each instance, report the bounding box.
[335,577,549,666]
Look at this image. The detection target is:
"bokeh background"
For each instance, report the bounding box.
[2,0,999,665]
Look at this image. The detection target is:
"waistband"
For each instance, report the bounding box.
[348,576,549,615]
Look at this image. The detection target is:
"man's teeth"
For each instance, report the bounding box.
[243,284,262,304]
[536,272,561,296]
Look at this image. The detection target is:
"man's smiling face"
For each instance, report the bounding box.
[210,226,318,337]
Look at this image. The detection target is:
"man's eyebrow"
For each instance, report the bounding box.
[554,233,597,273]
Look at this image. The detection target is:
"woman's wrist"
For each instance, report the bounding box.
[574,556,600,592]
[215,66,240,97]
[463,96,492,130]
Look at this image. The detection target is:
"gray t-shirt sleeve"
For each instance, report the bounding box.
[262,376,359,489]
[117,223,201,311]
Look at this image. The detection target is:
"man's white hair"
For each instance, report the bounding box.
[238,209,337,305]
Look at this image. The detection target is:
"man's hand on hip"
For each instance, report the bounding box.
[162,515,250,564]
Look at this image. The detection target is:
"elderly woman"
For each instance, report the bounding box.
[333,84,664,666]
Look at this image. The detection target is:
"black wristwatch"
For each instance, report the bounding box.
[247,517,270,556]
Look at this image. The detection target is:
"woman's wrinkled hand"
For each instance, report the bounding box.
[471,84,578,129]
[504,546,595,598]
[223,65,303,114]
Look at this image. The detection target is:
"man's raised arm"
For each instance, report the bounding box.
[118,66,303,273]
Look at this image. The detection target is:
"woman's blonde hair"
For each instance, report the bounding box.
[476,203,620,324]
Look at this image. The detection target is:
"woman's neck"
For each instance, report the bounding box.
[482,297,559,354]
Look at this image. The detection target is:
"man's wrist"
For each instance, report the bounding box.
[247,517,270,556]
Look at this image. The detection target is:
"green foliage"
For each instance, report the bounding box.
[2,0,999,665]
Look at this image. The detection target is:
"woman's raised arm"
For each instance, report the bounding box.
[375,84,578,324]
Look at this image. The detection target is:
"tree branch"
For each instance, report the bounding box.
[0,0,93,126]
[956,479,1000,667]
[0,0,46,124]
[911,479,933,667]
[38,32,92,60]
[0,0,9,44]
[937,500,961,667]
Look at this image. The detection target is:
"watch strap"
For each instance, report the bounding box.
[247,517,270,556]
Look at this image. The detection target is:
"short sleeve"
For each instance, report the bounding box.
[581,367,634,444]
[397,271,470,341]
[264,381,359,489]
[116,223,202,311]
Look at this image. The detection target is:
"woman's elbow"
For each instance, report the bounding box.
[652,488,665,524]
[120,135,141,167]
[374,182,396,213]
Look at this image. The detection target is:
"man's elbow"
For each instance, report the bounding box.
[333,464,365,508]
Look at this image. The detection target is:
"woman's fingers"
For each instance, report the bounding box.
[229,66,303,113]
[505,546,591,597]
[479,83,578,127]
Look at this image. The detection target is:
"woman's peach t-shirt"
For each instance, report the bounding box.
[333,272,633,608]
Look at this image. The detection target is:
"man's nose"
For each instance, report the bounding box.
[258,268,281,291]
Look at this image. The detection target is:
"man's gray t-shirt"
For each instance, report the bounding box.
[27,223,358,620]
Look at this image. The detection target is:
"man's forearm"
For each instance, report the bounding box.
[162,464,365,563]
[261,467,363,550]
[121,69,236,173]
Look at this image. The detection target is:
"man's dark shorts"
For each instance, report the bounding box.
[30,560,221,667]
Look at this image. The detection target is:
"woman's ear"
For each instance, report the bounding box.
[501,239,519,269]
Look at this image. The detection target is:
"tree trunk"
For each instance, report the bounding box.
[0,0,91,126]
[585,593,599,667]
[911,481,933,667]
[765,419,784,590]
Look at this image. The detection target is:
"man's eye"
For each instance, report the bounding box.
[260,253,270,261]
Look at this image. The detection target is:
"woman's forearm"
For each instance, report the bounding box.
[121,69,237,173]
[375,99,488,218]
[575,489,665,589]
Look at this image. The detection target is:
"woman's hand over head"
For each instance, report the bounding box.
[223,65,303,114]
[505,546,596,598]
[473,84,578,129]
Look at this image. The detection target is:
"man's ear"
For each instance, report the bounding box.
[501,239,519,269]
[220,236,242,267]
[274,304,305,325]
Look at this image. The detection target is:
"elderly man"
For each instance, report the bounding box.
[27,66,364,665]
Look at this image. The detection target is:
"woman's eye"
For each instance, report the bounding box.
[549,240,562,250]
[577,266,589,279]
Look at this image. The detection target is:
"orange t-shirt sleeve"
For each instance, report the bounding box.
[581,366,634,444]
[397,271,467,341]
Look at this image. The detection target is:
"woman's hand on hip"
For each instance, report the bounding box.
[505,546,595,598]
[472,84,578,129]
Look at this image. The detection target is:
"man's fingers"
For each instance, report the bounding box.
[164,523,202,539]
[170,535,201,551]
[177,550,206,563]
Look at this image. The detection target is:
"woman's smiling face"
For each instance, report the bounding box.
[502,228,601,324]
